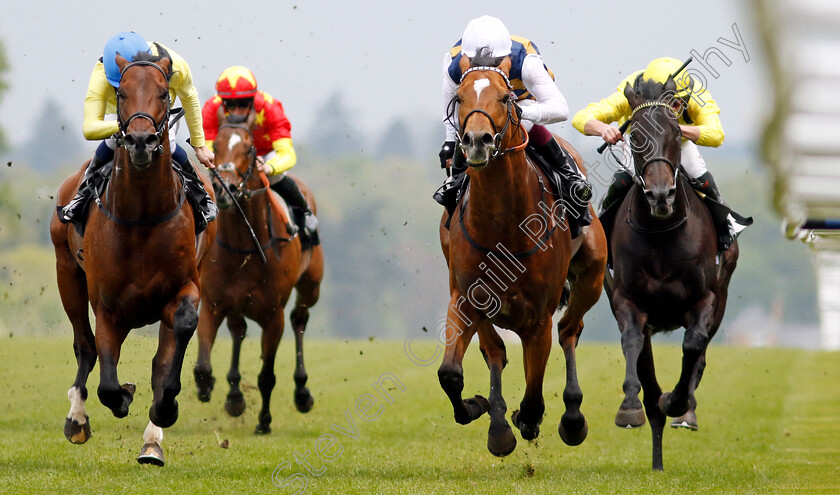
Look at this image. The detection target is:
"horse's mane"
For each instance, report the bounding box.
[471,46,506,68]
[634,78,670,102]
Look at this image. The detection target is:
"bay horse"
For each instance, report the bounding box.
[193,120,323,434]
[438,52,607,456]
[49,48,217,466]
[603,77,740,470]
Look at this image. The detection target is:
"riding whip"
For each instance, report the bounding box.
[209,168,267,264]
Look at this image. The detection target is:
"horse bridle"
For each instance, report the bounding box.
[115,60,171,152]
[455,66,529,160]
[628,101,681,192]
[215,124,265,198]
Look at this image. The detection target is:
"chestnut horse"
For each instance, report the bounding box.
[438,53,607,456]
[603,78,740,470]
[49,49,216,466]
[193,121,323,434]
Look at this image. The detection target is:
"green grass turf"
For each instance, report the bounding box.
[0,336,837,494]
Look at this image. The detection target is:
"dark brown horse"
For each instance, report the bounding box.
[193,121,323,434]
[603,78,740,470]
[438,53,607,456]
[50,50,217,466]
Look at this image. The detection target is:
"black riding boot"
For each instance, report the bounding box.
[173,160,217,234]
[433,150,467,216]
[691,171,723,202]
[600,170,634,215]
[60,156,109,224]
[271,175,319,248]
[690,171,735,250]
[533,139,592,237]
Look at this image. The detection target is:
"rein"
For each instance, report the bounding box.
[216,124,267,196]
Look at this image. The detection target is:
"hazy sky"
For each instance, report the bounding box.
[0,0,766,156]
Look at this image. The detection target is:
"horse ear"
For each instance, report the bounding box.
[246,110,257,128]
[459,54,471,72]
[499,56,512,75]
[624,82,642,108]
[152,43,172,78]
[115,52,130,74]
[216,104,227,124]
[664,75,677,94]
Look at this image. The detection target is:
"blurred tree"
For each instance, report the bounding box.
[374,118,413,159]
[0,40,9,151]
[19,98,83,173]
[305,92,365,158]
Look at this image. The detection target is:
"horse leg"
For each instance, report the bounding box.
[137,421,165,467]
[613,295,649,429]
[55,247,96,444]
[255,311,285,434]
[94,315,134,419]
[290,254,322,414]
[659,293,716,418]
[194,304,224,402]
[224,314,248,417]
[634,332,666,471]
[671,349,704,431]
[511,322,550,444]
[477,324,516,457]
[556,313,589,446]
[149,289,200,429]
[437,294,489,426]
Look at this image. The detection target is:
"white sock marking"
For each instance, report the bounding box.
[143,421,164,445]
[67,386,87,424]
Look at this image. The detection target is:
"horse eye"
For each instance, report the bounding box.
[501,94,510,104]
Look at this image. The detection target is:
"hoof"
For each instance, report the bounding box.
[225,396,246,417]
[294,389,314,413]
[455,395,490,425]
[511,409,541,441]
[558,416,588,446]
[487,426,517,457]
[255,423,272,435]
[194,369,215,403]
[658,392,689,418]
[64,416,92,444]
[615,407,646,429]
[137,443,165,467]
[670,409,698,431]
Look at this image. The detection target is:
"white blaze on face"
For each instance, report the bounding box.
[473,78,491,100]
[228,133,242,151]
[67,386,87,424]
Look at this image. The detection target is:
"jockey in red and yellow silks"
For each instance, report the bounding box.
[202,66,318,247]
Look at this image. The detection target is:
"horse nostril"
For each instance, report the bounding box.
[145,135,159,148]
[123,135,136,147]
[462,134,473,146]
[481,133,494,147]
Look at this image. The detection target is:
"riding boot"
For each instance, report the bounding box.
[533,138,592,237]
[433,150,467,216]
[270,175,319,248]
[61,156,109,223]
[600,170,634,215]
[690,171,735,251]
[173,158,217,234]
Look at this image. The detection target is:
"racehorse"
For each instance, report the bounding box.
[49,48,217,466]
[438,51,607,456]
[193,119,323,434]
[603,77,740,470]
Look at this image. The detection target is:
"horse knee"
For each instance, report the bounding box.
[682,333,708,358]
[174,299,199,338]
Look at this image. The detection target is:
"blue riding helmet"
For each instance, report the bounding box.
[103,31,150,87]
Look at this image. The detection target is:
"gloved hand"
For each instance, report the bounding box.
[439,141,457,169]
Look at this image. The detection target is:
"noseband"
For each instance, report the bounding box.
[116,61,171,152]
[456,67,528,160]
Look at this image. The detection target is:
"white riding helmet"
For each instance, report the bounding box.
[460,15,512,58]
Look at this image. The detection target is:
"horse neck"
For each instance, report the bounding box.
[467,150,541,237]
[219,179,272,243]
[109,143,179,218]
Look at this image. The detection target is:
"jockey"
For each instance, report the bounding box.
[435,15,592,237]
[202,66,318,247]
[61,31,217,233]
[573,57,726,214]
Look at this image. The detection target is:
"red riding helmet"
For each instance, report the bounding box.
[215,66,258,99]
